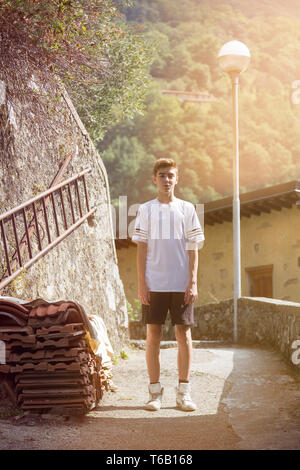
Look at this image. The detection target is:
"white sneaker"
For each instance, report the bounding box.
[145,383,164,411]
[176,382,197,411]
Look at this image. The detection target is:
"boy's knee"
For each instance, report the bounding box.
[147,324,163,344]
[175,325,192,343]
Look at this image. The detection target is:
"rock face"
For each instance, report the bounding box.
[0,76,129,353]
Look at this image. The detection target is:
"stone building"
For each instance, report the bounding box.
[116,180,300,308]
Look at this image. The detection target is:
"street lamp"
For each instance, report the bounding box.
[218,40,250,342]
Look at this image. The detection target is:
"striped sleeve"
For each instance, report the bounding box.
[131,205,148,243]
[184,204,205,250]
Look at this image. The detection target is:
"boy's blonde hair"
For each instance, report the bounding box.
[153,158,177,176]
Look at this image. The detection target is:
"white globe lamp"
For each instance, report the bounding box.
[218,40,251,75]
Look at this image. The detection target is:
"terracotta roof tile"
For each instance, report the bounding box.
[0,300,30,327]
[29,302,74,319]
[0,296,109,414]
[0,300,29,315]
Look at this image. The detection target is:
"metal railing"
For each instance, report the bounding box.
[0,168,96,291]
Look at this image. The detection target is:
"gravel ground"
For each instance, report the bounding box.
[0,342,299,451]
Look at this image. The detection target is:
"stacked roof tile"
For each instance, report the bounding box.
[0,297,113,414]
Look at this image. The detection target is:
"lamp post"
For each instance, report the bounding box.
[218,40,250,342]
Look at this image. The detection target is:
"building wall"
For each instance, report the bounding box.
[200,204,300,304]
[242,205,300,302]
[117,204,300,307]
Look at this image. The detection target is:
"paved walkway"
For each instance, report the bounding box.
[0,342,299,450]
[98,342,300,450]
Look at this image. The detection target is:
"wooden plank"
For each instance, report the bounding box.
[21,404,87,411]
[20,397,93,405]
[16,378,86,390]
[15,370,88,380]
[18,387,89,398]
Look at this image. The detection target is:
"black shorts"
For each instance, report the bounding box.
[142,291,194,326]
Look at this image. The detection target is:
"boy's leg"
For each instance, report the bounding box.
[143,292,170,382]
[144,324,164,411]
[175,324,192,382]
[175,325,196,411]
[142,293,169,410]
[170,294,197,411]
[146,323,163,383]
[170,293,194,381]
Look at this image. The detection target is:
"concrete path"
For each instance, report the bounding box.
[97,342,300,450]
[0,342,299,450]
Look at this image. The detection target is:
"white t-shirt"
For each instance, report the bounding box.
[131,197,205,292]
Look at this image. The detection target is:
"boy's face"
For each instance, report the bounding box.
[153,166,178,194]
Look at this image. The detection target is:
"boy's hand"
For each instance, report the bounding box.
[184,281,198,305]
[138,281,150,306]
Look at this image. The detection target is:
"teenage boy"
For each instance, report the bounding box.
[132,158,205,411]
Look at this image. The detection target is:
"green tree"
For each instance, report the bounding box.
[99,0,300,205]
[101,136,156,207]
[0,0,155,141]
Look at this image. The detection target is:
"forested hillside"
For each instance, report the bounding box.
[98,0,300,207]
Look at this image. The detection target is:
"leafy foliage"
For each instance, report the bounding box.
[127,298,142,321]
[100,0,300,207]
[0,0,154,140]
[72,26,154,141]
[0,1,121,85]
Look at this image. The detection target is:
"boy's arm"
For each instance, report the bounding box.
[184,249,198,305]
[137,241,150,305]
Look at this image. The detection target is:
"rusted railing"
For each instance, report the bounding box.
[0,168,96,291]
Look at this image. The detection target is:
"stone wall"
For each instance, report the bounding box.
[237,297,300,369]
[0,75,129,353]
[129,298,234,341]
[129,296,300,369]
